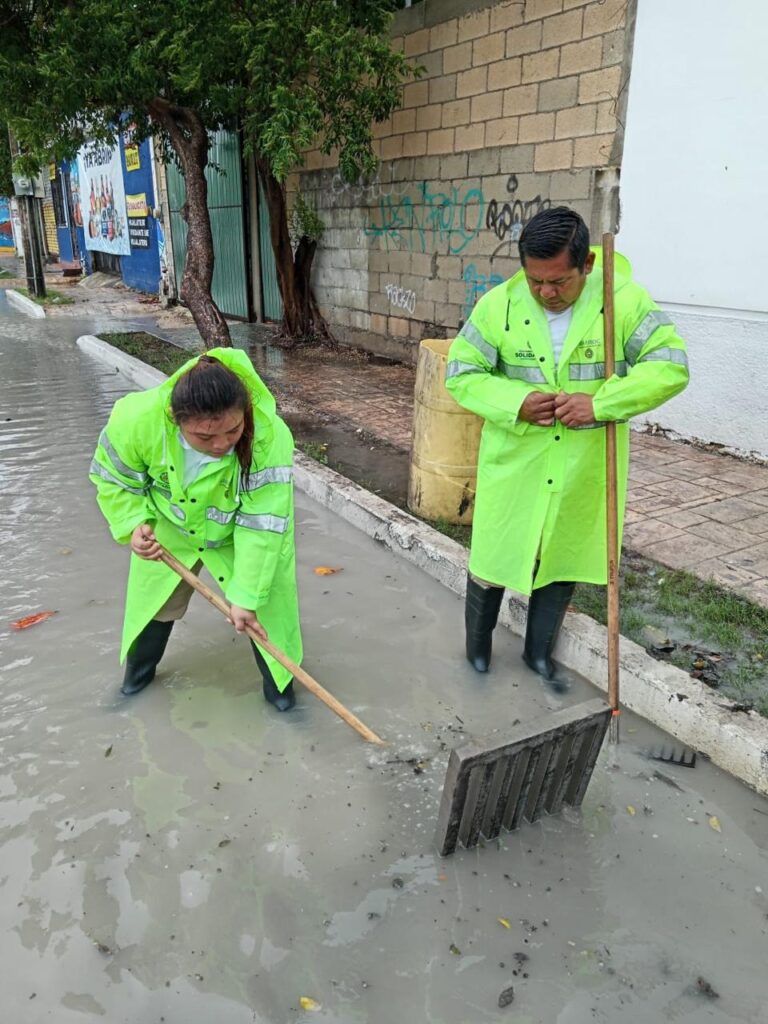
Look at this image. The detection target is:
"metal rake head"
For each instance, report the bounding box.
[646,745,697,768]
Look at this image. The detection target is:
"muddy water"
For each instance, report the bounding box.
[1,297,767,1023]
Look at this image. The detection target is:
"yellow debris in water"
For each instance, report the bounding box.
[299,997,321,1012]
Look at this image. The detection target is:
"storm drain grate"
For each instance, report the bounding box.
[435,699,611,856]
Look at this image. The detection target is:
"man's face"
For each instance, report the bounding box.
[523,248,595,312]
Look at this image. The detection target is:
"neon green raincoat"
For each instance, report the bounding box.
[445,248,689,595]
[89,347,301,691]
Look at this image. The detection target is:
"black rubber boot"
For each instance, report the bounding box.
[522,581,576,693]
[121,620,174,696]
[465,576,505,673]
[251,642,295,712]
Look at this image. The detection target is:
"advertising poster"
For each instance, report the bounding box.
[126,192,151,250]
[76,142,130,256]
[70,162,83,228]
[0,197,14,252]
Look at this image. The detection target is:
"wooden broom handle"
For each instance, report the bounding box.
[158,547,385,746]
[602,232,620,720]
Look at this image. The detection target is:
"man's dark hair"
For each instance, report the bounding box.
[518,206,590,270]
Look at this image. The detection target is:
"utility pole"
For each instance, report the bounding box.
[8,127,46,299]
[18,194,46,298]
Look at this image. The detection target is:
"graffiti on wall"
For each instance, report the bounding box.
[384,282,417,315]
[486,174,550,261]
[463,264,504,320]
[364,181,485,255]
[362,173,550,258]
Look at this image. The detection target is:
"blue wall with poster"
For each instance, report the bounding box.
[118,132,160,294]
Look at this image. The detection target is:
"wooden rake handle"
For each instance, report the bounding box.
[159,547,385,746]
[602,232,621,735]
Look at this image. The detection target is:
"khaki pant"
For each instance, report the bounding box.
[154,561,203,622]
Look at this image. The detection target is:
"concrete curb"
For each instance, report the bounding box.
[76,333,768,796]
[6,288,46,319]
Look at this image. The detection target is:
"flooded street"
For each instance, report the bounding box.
[1,295,767,1023]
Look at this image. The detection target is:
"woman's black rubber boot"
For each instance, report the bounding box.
[522,582,576,692]
[121,620,174,696]
[251,642,295,712]
[465,576,505,673]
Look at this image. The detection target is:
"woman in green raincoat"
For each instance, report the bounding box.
[90,348,302,711]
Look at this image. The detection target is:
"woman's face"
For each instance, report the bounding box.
[179,406,245,456]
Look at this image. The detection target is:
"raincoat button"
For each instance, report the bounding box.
[554,435,561,441]
[524,319,530,325]
[218,576,224,582]
[179,498,185,503]
[189,530,195,535]
[547,478,553,484]
[198,547,204,553]
[170,466,175,471]
[190,498,197,503]
[539,356,545,362]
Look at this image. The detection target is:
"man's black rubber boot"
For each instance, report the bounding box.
[522,581,576,693]
[465,576,505,673]
[121,620,174,696]
[251,642,295,712]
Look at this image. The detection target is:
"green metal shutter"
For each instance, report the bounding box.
[167,129,249,320]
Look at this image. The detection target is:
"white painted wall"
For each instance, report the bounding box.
[619,0,768,457]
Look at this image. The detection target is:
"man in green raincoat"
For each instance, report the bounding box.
[90,348,302,710]
[446,206,689,688]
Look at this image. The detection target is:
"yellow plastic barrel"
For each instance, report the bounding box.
[407,338,482,525]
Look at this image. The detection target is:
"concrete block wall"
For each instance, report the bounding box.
[297,0,633,362]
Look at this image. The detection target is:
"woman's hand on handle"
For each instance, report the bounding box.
[131,523,163,560]
[228,604,268,643]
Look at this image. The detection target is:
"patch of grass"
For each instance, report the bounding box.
[0,268,14,279]
[17,286,74,305]
[296,440,328,465]
[100,331,194,377]
[427,516,472,547]
[573,554,768,716]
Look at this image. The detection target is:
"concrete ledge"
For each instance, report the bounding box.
[6,288,46,318]
[77,334,167,388]
[77,333,768,796]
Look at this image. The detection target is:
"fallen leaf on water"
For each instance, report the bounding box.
[299,996,321,1012]
[449,943,461,955]
[218,839,231,848]
[437,873,447,881]
[313,566,342,576]
[11,611,57,631]
[497,917,511,929]
[59,548,72,555]
[626,805,636,816]
[709,815,722,833]
[104,745,113,758]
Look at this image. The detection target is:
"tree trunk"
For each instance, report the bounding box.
[148,99,230,349]
[256,159,329,344]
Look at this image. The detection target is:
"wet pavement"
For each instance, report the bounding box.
[2,293,768,1023]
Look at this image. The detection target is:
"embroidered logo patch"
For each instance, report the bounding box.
[514,350,535,360]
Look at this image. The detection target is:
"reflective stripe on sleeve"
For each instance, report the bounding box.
[499,360,548,384]
[459,321,498,367]
[625,309,674,365]
[570,419,628,430]
[235,512,289,534]
[569,361,628,381]
[89,459,147,496]
[97,430,148,483]
[240,466,293,492]
[446,360,486,379]
[635,347,689,367]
